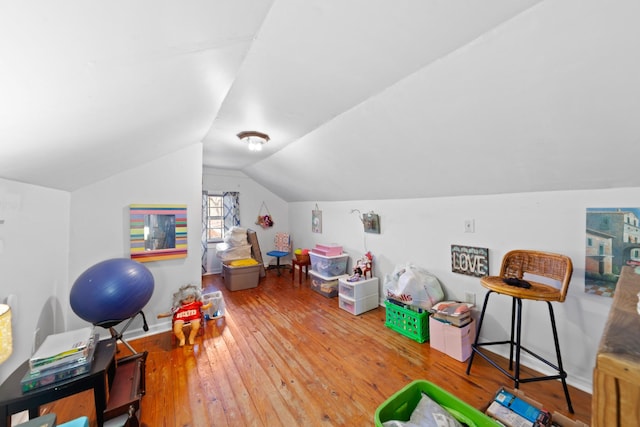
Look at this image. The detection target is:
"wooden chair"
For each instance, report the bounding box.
[466,249,574,413]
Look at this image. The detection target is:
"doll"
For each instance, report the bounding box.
[158,284,212,346]
[348,252,373,282]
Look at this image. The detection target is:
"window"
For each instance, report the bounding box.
[207,194,224,242]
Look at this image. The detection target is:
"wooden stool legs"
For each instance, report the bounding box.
[291,259,310,284]
[466,291,574,413]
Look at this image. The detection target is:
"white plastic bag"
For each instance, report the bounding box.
[383,263,444,310]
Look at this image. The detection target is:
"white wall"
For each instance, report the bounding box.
[0,179,70,383]
[203,167,289,268]
[287,187,638,393]
[68,144,204,336]
[2,160,627,393]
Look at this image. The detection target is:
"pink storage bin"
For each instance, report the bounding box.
[312,244,343,257]
[429,317,475,362]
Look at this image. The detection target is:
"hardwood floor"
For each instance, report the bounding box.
[45,271,592,426]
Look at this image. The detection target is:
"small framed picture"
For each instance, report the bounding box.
[363,213,380,234]
[312,210,322,233]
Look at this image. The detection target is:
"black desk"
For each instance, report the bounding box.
[0,339,117,427]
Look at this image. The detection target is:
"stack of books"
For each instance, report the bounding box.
[430,301,472,327]
[21,327,97,392]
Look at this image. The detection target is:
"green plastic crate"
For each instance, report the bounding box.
[375,380,501,427]
[384,300,429,343]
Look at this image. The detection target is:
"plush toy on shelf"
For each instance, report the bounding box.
[158,284,212,346]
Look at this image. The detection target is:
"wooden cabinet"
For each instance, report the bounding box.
[592,266,640,427]
[105,352,146,423]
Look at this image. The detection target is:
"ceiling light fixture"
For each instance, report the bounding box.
[237,131,270,152]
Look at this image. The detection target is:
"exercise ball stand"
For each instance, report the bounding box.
[95,310,149,356]
[70,258,155,357]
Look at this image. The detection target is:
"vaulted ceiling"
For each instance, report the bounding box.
[2,1,639,201]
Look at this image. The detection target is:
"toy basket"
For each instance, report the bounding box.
[295,253,310,263]
[375,380,500,427]
[384,300,429,343]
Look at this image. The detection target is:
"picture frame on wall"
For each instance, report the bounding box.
[363,212,380,234]
[312,209,322,233]
[130,204,187,262]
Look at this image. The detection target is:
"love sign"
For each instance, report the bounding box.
[451,245,489,277]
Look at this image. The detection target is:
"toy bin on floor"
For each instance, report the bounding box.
[202,291,225,319]
[309,271,347,298]
[309,252,349,277]
[375,380,500,427]
[384,300,429,343]
[222,259,260,291]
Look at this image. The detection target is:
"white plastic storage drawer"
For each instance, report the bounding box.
[339,294,379,315]
[338,277,379,299]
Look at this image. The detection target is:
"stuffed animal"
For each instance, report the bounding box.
[158,284,212,346]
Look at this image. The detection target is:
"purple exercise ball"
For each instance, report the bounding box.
[70,258,155,324]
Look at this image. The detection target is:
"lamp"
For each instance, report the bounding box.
[0,303,12,364]
[237,131,270,152]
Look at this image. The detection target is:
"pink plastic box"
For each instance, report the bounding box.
[311,244,343,257]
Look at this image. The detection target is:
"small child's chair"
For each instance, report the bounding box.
[171,311,206,346]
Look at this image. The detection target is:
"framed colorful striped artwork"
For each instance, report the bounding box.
[130,204,187,262]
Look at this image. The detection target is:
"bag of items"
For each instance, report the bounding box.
[383,263,444,311]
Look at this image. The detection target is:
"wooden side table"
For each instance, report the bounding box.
[291,258,311,284]
[0,339,116,427]
[0,339,145,427]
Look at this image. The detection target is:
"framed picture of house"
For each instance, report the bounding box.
[585,207,640,297]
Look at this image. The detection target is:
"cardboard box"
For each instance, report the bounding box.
[484,387,552,427]
[223,261,260,291]
[550,412,589,427]
[486,401,532,427]
[429,316,475,362]
[494,388,545,423]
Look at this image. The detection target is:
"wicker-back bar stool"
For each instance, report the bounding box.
[465,249,574,413]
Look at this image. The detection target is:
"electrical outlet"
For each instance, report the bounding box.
[464,291,476,306]
[464,219,475,233]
